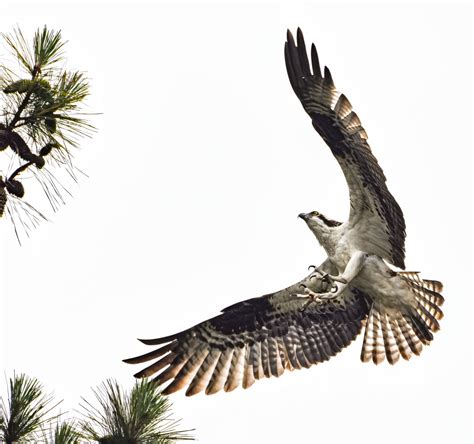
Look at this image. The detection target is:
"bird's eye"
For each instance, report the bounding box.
[312,211,320,217]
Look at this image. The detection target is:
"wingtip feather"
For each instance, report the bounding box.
[323,66,334,86]
[138,335,176,345]
[310,43,321,77]
[296,27,304,46]
[286,29,295,45]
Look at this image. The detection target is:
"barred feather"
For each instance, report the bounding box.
[389,317,412,361]
[224,346,246,392]
[162,347,209,395]
[361,309,376,363]
[186,349,220,396]
[372,308,385,364]
[205,348,233,395]
[249,341,264,379]
[380,312,399,364]
[361,272,443,364]
[400,272,444,329]
[398,315,423,356]
[125,266,369,395]
[242,347,256,389]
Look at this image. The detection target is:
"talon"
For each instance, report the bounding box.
[296,285,316,298]
[320,273,331,283]
[308,264,317,272]
[317,292,339,301]
[309,267,332,284]
[309,271,328,282]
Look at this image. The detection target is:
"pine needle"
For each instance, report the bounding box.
[79,379,194,443]
[39,418,83,444]
[0,373,60,443]
[0,25,96,241]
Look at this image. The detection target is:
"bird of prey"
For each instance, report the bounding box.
[124,29,444,396]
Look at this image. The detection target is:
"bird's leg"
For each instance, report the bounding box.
[299,253,367,309]
[299,284,320,299]
[311,251,368,301]
[309,266,349,285]
[308,266,338,292]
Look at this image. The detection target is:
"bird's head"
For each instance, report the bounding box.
[298,211,342,240]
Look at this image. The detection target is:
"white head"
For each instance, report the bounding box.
[298,211,342,251]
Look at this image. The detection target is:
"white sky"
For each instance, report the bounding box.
[0,1,472,443]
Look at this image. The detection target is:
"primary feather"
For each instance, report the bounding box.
[285,28,406,269]
[125,264,371,396]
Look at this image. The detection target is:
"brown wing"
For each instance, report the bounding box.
[285,28,406,269]
[124,262,370,396]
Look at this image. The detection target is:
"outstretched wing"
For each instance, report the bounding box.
[285,29,406,269]
[124,261,370,396]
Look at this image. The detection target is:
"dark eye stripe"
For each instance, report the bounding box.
[317,214,342,227]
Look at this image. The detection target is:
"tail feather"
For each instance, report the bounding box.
[410,282,445,308]
[361,272,443,364]
[405,310,433,344]
[399,272,444,306]
[413,292,444,320]
[415,302,441,331]
[360,303,388,365]
[380,311,400,364]
[397,315,423,356]
[360,310,375,363]
[372,310,386,364]
[388,317,412,360]
[421,279,443,293]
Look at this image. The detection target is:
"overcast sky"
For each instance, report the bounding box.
[0,1,472,443]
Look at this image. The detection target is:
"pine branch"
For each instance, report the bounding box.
[0,25,95,241]
[6,73,38,129]
[8,160,34,181]
[0,373,60,443]
[80,379,195,443]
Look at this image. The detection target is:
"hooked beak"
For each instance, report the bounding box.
[298,212,310,221]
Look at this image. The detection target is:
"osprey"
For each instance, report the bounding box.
[124,29,444,396]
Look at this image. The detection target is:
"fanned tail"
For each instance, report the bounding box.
[361,272,444,365]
